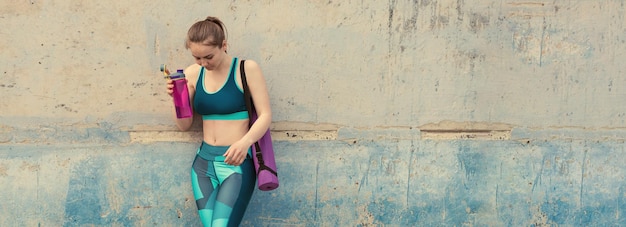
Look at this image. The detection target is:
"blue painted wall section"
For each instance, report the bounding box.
[0,143,199,226]
[259,139,626,226]
[2,130,625,226]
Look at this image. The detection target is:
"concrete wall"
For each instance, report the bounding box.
[1,0,625,226]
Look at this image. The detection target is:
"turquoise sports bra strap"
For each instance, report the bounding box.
[229,57,238,78]
[196,65,204,88]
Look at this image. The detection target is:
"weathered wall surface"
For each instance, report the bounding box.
[1,0,625,226]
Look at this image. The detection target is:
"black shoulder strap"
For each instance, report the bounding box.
[240,60,254,126]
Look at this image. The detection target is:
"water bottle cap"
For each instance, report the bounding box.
[170,69,185,79]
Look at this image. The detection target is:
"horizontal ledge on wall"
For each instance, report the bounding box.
[270,121,341,131]
[128,121,342,143]
[9,121,626,144]
[129,131,203,143]
[270,121,340,141]
[418,121,514,140]
[337,127,421,141]
[271,130,338,141]
[128,130,338,143]
[128,129,512,143]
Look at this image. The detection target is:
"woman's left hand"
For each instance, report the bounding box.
[223,140,250,166]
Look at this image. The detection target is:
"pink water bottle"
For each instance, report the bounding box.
[169,69,193,118]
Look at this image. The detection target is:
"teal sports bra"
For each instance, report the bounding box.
[193,57,248,120]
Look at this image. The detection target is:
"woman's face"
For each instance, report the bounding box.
[189,41,226,70]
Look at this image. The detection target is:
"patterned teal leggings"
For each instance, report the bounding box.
[191,142,256,227]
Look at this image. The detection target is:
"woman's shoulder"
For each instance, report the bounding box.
[240,59,261,73]
[184,64,202,76]
[184,64,202,79]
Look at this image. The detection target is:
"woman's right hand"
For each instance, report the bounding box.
[166,79,174,97]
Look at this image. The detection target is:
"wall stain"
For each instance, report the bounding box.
[468,13,489,33]
[20,161,40,172]
[0,164,8,177]
[54,104,78,113]
[0,83,16,88]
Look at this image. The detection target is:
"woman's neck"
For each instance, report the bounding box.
[213,54,233,73]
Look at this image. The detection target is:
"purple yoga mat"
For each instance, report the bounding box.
[240,59,279,191]
[251,113,279,191]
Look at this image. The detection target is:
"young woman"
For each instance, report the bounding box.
[166,16,272,226]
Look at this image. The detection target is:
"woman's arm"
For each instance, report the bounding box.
[240,60,272,145]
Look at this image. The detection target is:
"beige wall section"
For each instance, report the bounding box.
[1,1,625,131]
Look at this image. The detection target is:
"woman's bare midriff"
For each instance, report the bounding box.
[202,119,249,146]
